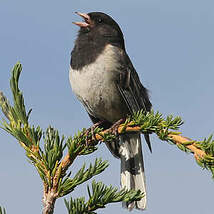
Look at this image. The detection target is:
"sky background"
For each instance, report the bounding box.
[0,0,214,213]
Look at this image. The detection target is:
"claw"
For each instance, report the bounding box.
[110,118,125,137]
[85,121,105,146]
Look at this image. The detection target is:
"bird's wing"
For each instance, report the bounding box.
[117,51,152,114]
[117,51,152,152]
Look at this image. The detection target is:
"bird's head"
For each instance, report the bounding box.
[73,12,125,48]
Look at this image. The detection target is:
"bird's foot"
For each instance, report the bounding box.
[85,121,105,146]
[110,118,125,137]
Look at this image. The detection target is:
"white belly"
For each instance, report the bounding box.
[69,45,127,122]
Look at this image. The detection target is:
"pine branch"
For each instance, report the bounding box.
[0,63,107,214]
[1,62,214,214]
[59,111,214,178]
[64,180,143,214]
[58,158,109,197]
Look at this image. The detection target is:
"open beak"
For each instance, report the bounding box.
[73,12,91,28]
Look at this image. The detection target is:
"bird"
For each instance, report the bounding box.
[69,12,152,211]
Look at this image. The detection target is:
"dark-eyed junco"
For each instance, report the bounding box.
[69,12,152,210]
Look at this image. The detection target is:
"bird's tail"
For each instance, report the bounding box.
[119,133,146,211]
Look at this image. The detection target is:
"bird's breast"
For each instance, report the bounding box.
[69,44,128,123]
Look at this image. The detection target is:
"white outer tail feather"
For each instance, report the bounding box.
[119,133,146,211]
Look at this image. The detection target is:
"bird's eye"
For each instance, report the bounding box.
[97,18,102,23]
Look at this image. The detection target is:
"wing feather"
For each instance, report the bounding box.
[117,51,152,152]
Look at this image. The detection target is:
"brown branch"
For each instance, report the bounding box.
[57,121,206,179]
[99,122,205,161]
[168,134,205,160]
[42,189,57,214]
[43,120,207,214]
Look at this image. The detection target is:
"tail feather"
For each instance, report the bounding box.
[119,133,146,210]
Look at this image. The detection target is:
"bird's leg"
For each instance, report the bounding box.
[84,128,91,146]
[110,118,125,137]
[90,120,105,143]
[85,121,105,146]
[92,120,106,129]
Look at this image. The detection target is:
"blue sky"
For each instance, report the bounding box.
[0,0,214,213]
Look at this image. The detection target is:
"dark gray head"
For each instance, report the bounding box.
[71,12,125,70]
[73,12,125,49]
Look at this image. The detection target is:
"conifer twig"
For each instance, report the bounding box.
[1,62,214,214]
[168,134,205,160]
[57,115,213,183]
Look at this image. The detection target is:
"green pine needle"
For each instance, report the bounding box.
[58,159,109,197]
[64,180,144,214]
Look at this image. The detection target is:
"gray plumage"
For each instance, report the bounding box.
[69,12,152,210]
[120,133,146,210]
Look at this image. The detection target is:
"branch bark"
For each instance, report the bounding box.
[42,189,57,214]
[57,120,206,183]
